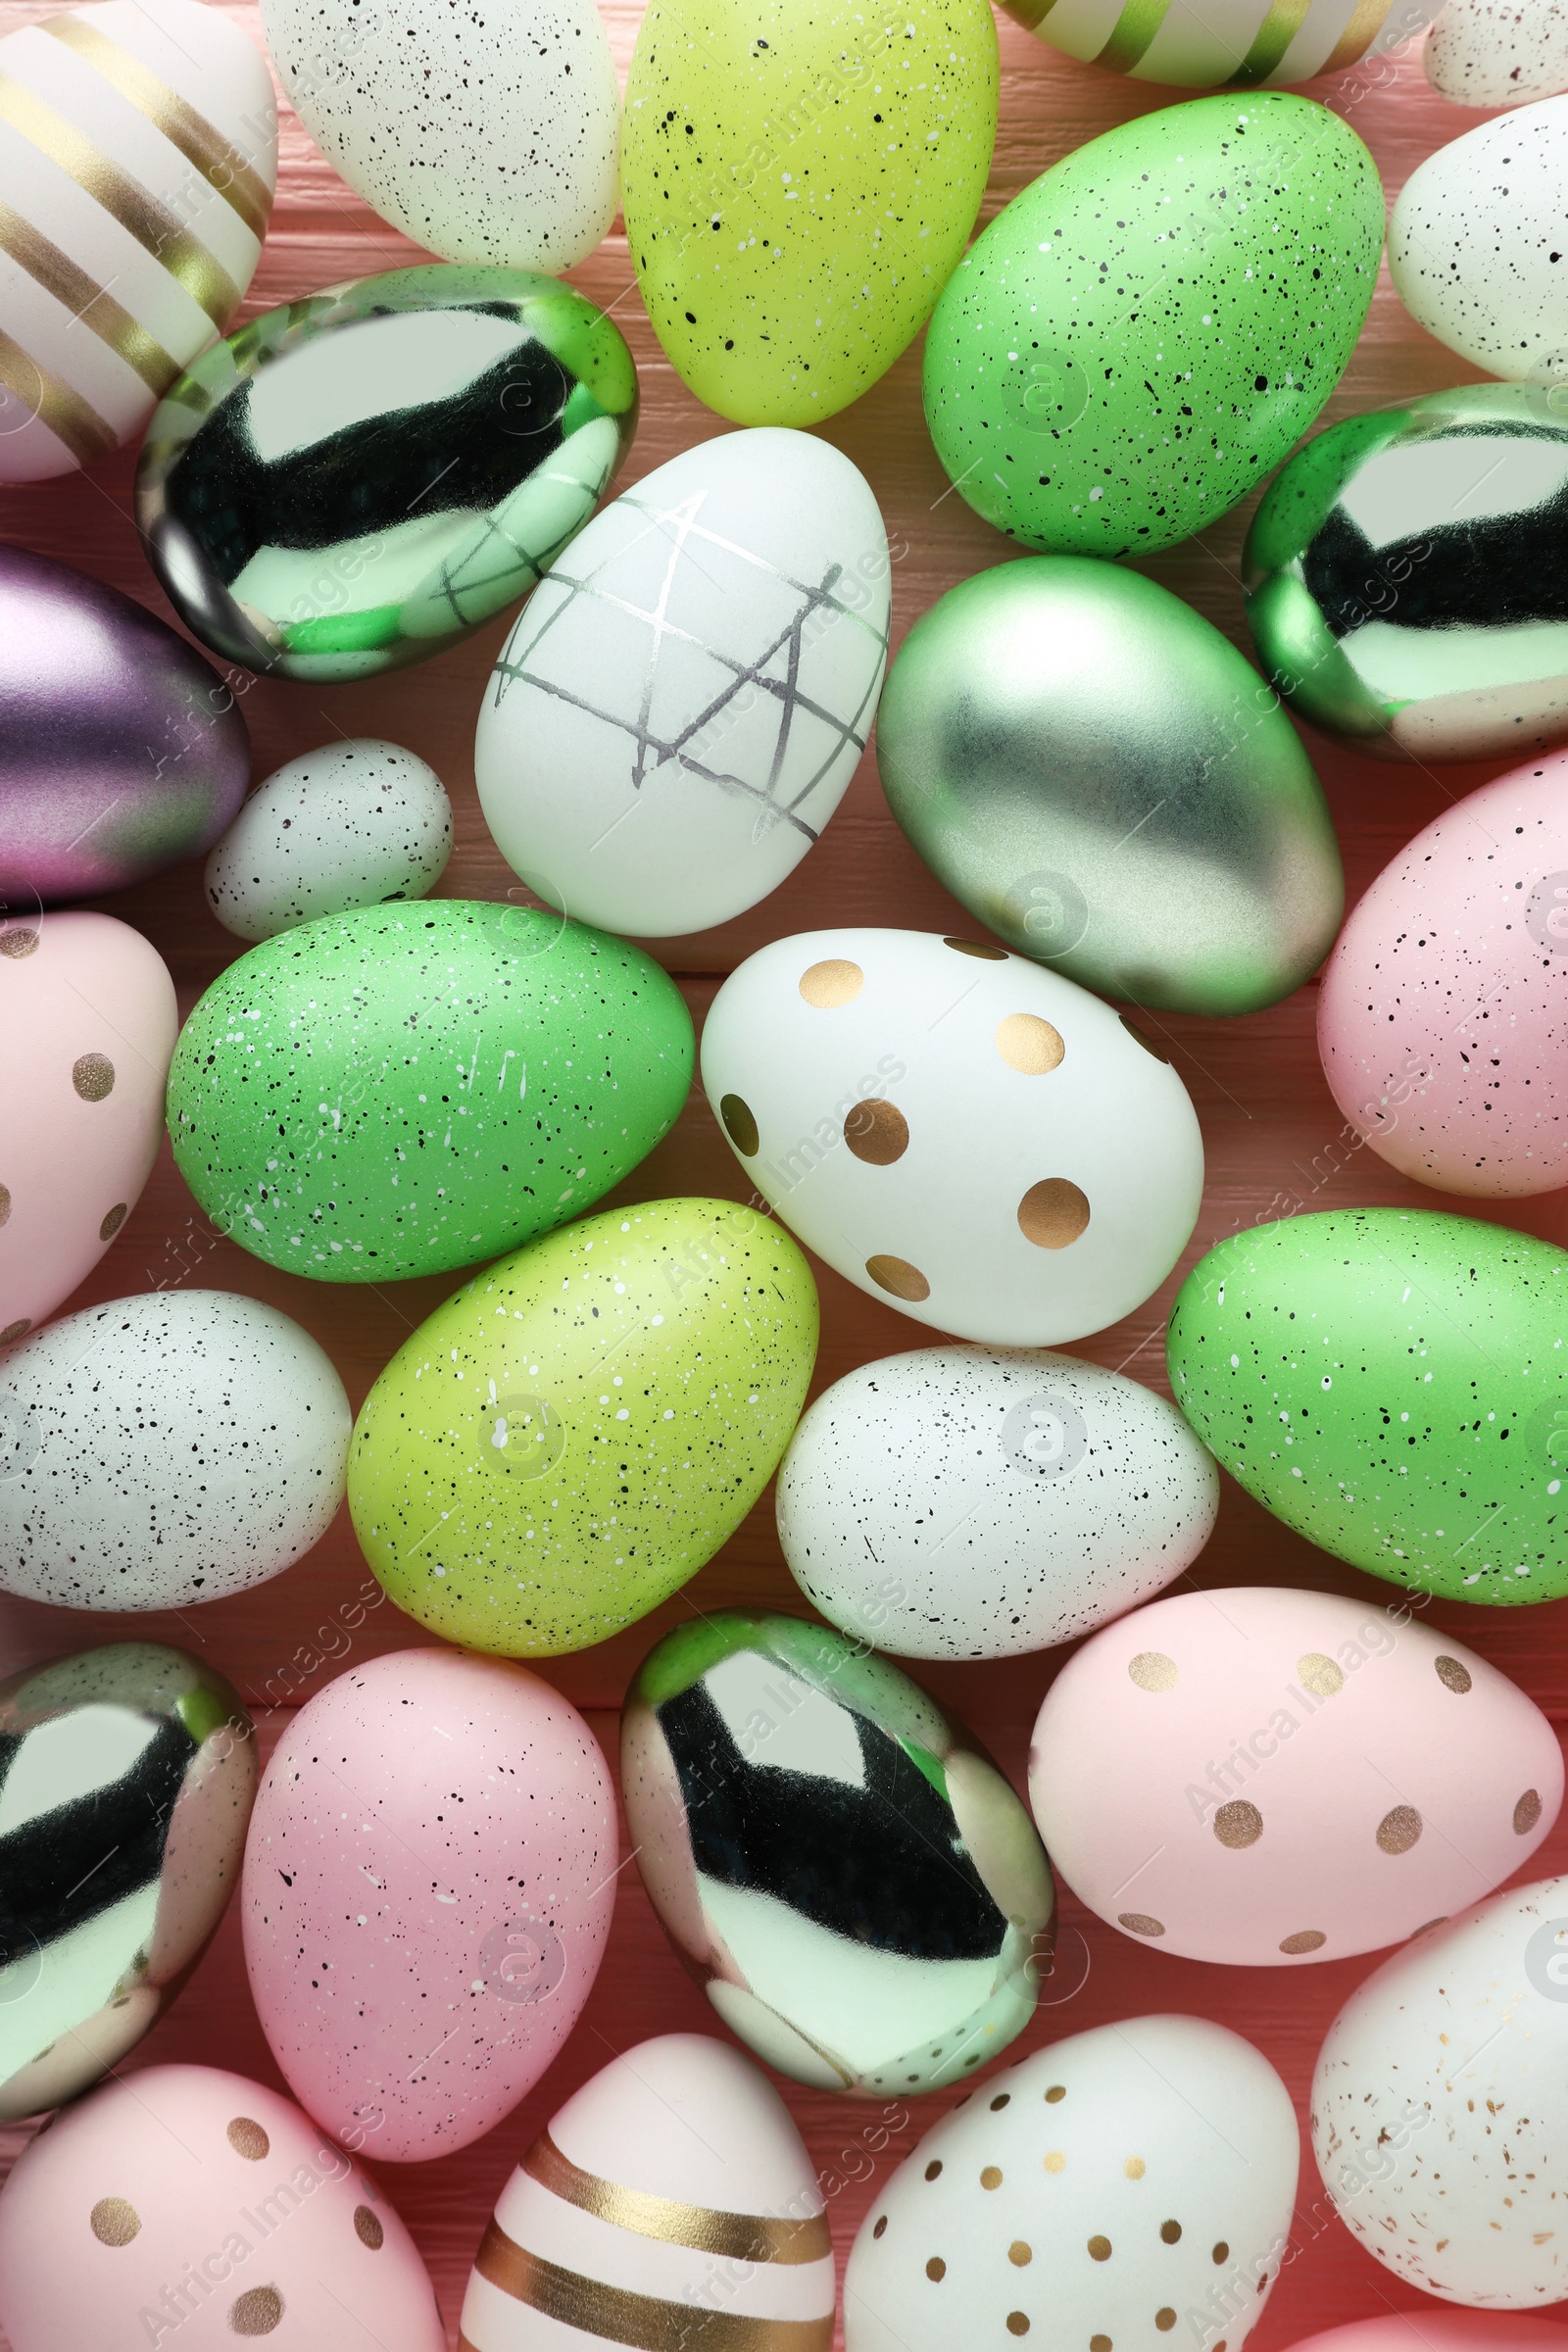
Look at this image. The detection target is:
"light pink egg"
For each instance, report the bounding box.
[1318,753,1568,1197]
[0,909,177,1347]
[1290,2320,1568,2352]
[241,1647,615,2162]
[0,2062,444,2352]
[1027,1585,1562,1966]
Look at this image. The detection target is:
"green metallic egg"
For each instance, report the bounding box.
[922,93,1383,558]
[1166,1207,1568,1604]
[876,556,1343,1014]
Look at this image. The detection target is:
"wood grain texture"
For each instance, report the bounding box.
[1,1,1564,2343]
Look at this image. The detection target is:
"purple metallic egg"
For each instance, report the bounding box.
[0,545,250,907]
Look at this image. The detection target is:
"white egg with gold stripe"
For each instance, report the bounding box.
[1003,0,1442,85]
[458,2034,836,2352]
[0,0,275,480]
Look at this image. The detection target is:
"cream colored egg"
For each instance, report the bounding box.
[204,740,453,942]
[1427,0,1568,105]
[1390,99,1568,378]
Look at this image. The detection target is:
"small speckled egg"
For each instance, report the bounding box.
[475,428,890,937]
[0,910,176,1348]
[776,1346,1218,1659]
[0,2062,444,2352]
[844,2017,1299,2352]
[348,1200,818,1656]
[1029,1586,1561,1967]
[0,1289,352,1610]
[1426,0,1568,103]
[1166,1208,1568,1603]
[460,2034,835,2352]
[204,741,452,942]
[167,902,694,1284]
[1292,2319,1568,2352]
[1318,753,1568,1197]
[621,0,999,427]
[702,928,1204,1346]
[922,93,1384,557]
[1005,0,1441,87]
[242,1647,614,2163]
[1311,1874,1568,2305]
[1389,99,1568,379]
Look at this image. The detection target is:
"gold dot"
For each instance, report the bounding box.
[99,1201,127,1242]
[1119,1014,1168,1062]
[1156,2311,1177,2331]
[1377,1805,1422,1855]
[996,1014,1064,1076]
[1211,2243,1230,2266]
[1124,2159,1145,2180]
[1435,1655,1472,1694]
[1007,2316,1031,2337]
[866,1253,929,1301]
[845,1098,909,1165]
[873,2215,888,2237]
[944,938,1008,960]
[0,1318,31,1346]
[354,2205,383,2250]
[1214,1799,1263,1849]
[1044,2152,1066,2174]
[228,2286,283,2335]
[799,957,863,1008]
[926,2258,947,2282]
[1045,2084,1066,2103]
[719,1095,760,1155]
[1413,1916,1447,1936]
[1127,1651,1177,1692]
[90,2197,139,2246]
[1118,1912,1164,1937]
[1297,1652,1343,1697]
[226,2118,270,2161]
[924,2161,943,2181]
[72,1052,115,1102]
[1009,2241,1033,2267]
[981,2166,1004,2190]
[1088,2235,1111,2262]
[1160,2221,1181,2245]
[1516,1788,1544,1836]
[0,927,38,958]
[1092,2337,1113,2352]
[0,1184,9,1227]
[990,2093,1010,2111]
[1279,1930,1326,1955]
[1018,1177,1090,1250]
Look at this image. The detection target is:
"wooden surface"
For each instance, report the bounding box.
[2,5,1564,2344]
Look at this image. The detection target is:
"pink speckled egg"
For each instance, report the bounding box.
[1291,2321,1568,2352]
[0,910,177,1348]
[0,2062,444,2352]
[1028,1585,1561,1966]
[1319,753,1568,1197]
[241,1647,615,2162]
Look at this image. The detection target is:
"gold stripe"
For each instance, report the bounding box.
[1224,0,1315,79]
[0,320,116,462]
[42,17,271,241]
[522,2132,833,2267]
[0,195,176,392]
[1094,0,1174,74]
[474,2225,834,2352]
[0,71,237,325]
[1317,0,1395,71]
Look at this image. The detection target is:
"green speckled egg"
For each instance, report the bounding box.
[621,0,999,426]
[923,93,1383,558]
[1167,1207,1568,1604]
[348,1199,819,1654]
[167,902,694,1283]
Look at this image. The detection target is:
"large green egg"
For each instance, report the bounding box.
[1167,1208,1568,1604]
[167,903,694,1283]
[621,0,998,426]
[348,1200,819,1654]
[923,94,1383,558]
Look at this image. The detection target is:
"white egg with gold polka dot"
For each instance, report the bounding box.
[1003,0,1442,87]
[701,927,1204,1346]
[1027,1586,1562,1968]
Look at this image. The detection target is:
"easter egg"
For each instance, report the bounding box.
[0,1290,352,1610]
[259,0,616,272]
[843,2016,1299,2352]
[622,1609,1054,2095]
[459,2034,835,2352]
[1028,1587,1561,1967]
[242,1647,614,2162]
[1166,1208,1568,1603]
[135,265,638,682]
[1426,0,1568,104]
[0,910,176,1348]
[1389,100,1568,380]
[0,1642,254,2122]
[922,94,1384,559]
[1291,2320,1568,2352]
[0,0,275,484]
[167,902,693,1285]
[349,1200,818,1654]
[702,928,1204,1345]
[776,1346,1218,1660]
[877,558,1343,1013]
[204,740,453,942]
[1004,0,1442,87]
[0,2062,445,2352]
[475,427,890,937]
[1317,754,1568,1197]
[1311,1875,1568,2304]
[620,0,998,427]
[0,544,249,904]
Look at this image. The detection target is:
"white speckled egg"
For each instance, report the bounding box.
[1311,1874,1568,2304]
[475,429,890,938]
[844,2017,1299,2352]
[776,1346,1218,1660]
[701,928,1204,1346]
[1029,1587,1561,1967]
[1427,0,1568,105]
[259,0,617,272]
[204,740,453,942]
[1389,99,1568,378]
[0,1289,352,1609]
[460,2034,835,2352]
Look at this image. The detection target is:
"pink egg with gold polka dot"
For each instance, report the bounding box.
[1291,2318,1568,2352]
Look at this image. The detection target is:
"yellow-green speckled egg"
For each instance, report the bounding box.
[621,0,999,425]
[348,1198,819,1655]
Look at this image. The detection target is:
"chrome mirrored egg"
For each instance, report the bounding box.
[0,1642,255,2121]
[622,1610,1054,2097]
